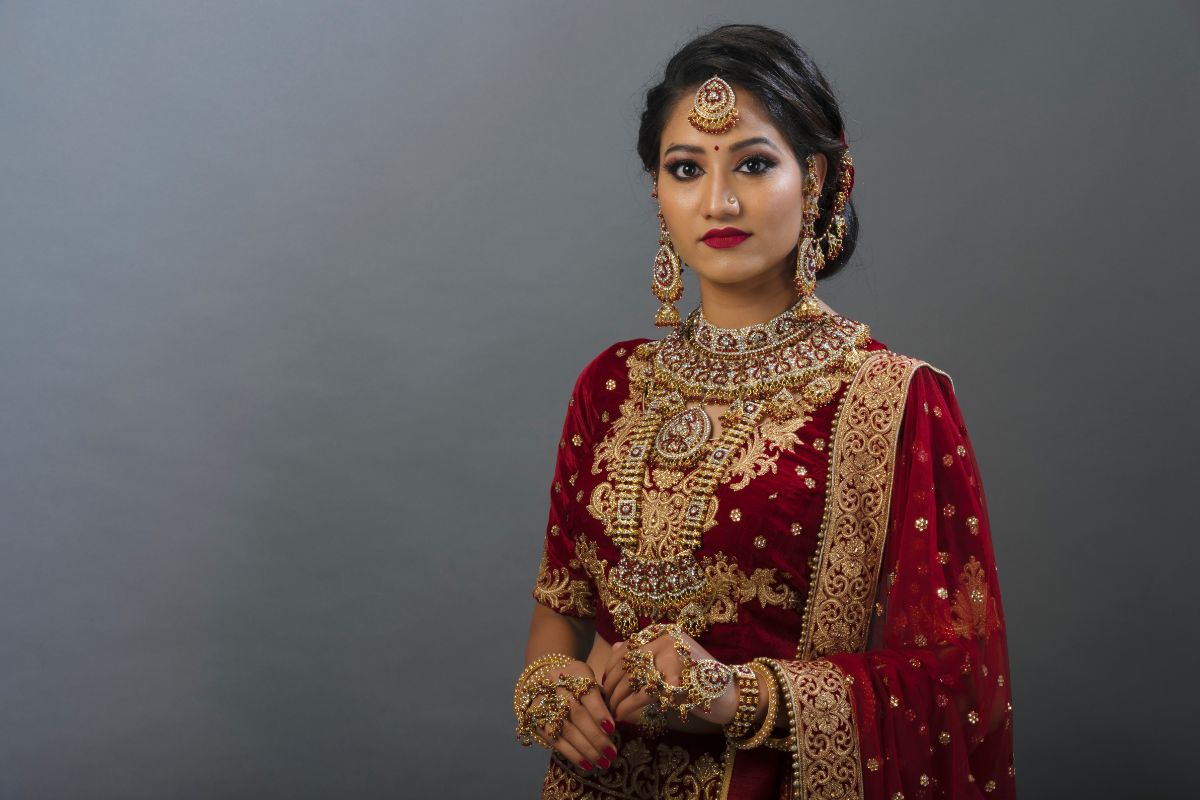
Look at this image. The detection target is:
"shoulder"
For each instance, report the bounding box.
[571,337,653,393]
[854,338,955,392]
[843,343,963,425]
[563,338,655,425]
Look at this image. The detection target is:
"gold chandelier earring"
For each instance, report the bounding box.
[651,184,683,327]
[794,153,825,317]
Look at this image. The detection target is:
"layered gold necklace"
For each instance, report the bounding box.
[608,299,871,638]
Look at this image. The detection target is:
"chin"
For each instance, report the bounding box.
[687,262,776,287]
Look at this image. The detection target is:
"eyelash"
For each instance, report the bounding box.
[663,155,778,181]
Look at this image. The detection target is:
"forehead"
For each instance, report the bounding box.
[660,83,783,152]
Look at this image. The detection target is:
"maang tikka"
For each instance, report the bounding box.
[650,75,742,327]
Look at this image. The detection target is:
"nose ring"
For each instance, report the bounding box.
[727,195,737,205]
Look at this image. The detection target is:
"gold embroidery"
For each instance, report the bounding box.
[947,556,1002,639]
[569,533,798,631]
[591,397,643,477]
[541,737,725,799]
[588,351,807,559]
[723,410,810,491]
[799,351,927,658]
[533,548,596,617]
[766,658,863,800]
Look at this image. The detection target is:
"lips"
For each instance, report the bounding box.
[702,227,750,249]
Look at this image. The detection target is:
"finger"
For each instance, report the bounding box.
[549,734,592,773]
[580,687,618,739]
[614,687,653,724]
[603,659,626,699]
[601,642,626,691]
[574,693,618,765]
[558,717,604,771]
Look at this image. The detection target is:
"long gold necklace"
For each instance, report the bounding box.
[608,300,870,638]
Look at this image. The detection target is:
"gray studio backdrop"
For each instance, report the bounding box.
[1,1,1197,797]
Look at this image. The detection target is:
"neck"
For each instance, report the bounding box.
[695,268,799,329]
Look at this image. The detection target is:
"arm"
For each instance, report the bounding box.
[524,601,594,665]
[515,353,618,772]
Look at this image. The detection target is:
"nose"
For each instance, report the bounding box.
[703,170,738,219]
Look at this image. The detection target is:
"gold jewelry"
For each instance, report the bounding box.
[513,653,575,748]
[608,300,871,639]
[652,207,683,328]
[688,75,739,134]
[523,677,572,745]
[556,673,600,703]
[817,149,854,264]
[682,659,734,718]
[793,154,824,315]
[622,646,662,695]
[728,661,780,750]
[660,626,698,719]
[636,699,669,738]
[723,663,760,740]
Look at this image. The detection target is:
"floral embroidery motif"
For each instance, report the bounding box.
[533,548,596,617]
[947,556,1002,639]
[568,534,799,631]
[541,736,728,799]
[766,658,863,800]
[723,411,811,491]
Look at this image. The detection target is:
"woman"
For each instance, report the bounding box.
[514,24,1014,800]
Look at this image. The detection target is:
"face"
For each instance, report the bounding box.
[655,85,826,291]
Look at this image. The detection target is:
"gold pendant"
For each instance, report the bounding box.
[652,405,712,466]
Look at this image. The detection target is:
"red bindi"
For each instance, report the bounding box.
[713,145,720,150]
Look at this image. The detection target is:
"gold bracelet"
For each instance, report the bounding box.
[723,664,759,740]
[513,653,574,748]
[729,661,779,750]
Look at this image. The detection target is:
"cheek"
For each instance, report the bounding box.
[756,186,805,241]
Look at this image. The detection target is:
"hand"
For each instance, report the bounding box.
[600,627,740,727]
[532,660,620,774]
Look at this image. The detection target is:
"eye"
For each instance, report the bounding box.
[737,155,778,175]
[664,159,702,180]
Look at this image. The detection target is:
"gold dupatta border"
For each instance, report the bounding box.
[798,350,925,660]
[718,351,925,800]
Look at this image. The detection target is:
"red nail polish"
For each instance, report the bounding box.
[604,745,617,759]
[597,757,610,769]
[601,719,614,734]
[580,760,593,771]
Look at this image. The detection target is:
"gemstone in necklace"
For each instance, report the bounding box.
[653,405,712,465]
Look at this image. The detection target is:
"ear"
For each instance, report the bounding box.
[811,152,829,196]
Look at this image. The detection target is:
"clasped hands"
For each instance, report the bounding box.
[528,625,741,775]
[600,624,740,730]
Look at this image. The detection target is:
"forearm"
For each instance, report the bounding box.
[524,601,595,666]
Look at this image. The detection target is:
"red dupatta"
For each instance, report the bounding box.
[735,351,1015,799]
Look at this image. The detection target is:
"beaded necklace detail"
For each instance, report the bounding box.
[608,300,871,639]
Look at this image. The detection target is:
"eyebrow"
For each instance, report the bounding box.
[663,136,781,157]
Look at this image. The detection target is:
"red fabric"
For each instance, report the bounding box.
[531,339,1014,799]
[822,364,1014,799]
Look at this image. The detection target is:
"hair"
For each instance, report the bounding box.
[636,23,859,278]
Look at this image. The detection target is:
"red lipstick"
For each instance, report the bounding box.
[701,227,750,248]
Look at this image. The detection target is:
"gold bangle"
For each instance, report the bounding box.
[730,661,779,750]
[723,664,759,740]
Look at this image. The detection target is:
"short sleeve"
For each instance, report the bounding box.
[530,354,604,619]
